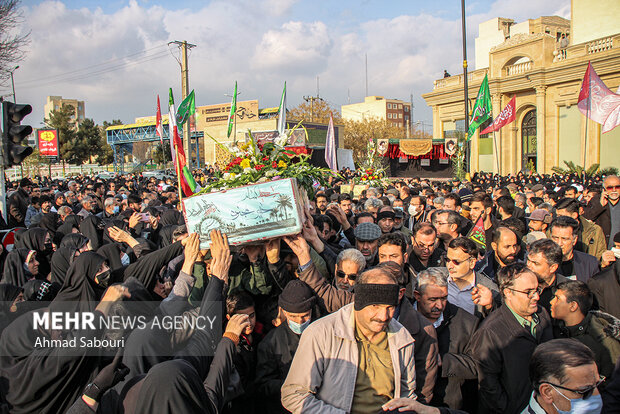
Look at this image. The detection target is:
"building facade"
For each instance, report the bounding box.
[422,0,620,175]
[342,96,411,128]
[44,96,85,128]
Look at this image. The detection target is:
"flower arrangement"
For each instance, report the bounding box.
[200,129,334,195]
[354,139,388,187]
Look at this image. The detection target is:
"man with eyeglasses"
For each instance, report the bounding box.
[587,175,620,247]
[550,280,620,381]
[525,339,603,414]
[445,237,500,318]
[431,210,462,251]
[408,222,445,274]
[469,263,553,414]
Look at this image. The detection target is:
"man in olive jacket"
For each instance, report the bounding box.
[469,263,553,414]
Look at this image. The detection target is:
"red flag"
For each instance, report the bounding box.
[578,62,620,133]
[467,215,486,249]
[156,95,164,148]
[480,96,516,135]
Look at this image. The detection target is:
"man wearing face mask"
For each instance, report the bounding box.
[407,195,428,231]
[524,339,603,414]
[99,197,120,219]
[255,279,315,413]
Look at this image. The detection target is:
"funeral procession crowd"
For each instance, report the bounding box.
[1,168,620,414]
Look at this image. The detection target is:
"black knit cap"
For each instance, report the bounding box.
[278,280,316,313]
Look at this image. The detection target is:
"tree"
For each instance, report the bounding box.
[342,118,404,164]
[97,120,122,165]
[45,104,86,165]
[77,118,101,163]
[0,0,29,85]
[152,142,171,166]
[288,99,342,124]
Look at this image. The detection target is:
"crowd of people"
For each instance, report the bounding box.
[0,169,619,414]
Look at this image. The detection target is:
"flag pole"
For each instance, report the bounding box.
[583,64,590,183]
[174,145,184,203]
[490,99,500,175]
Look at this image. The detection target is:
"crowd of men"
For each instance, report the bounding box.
[0,170,619,414]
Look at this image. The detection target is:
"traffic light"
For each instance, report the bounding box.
[2,101,33,167]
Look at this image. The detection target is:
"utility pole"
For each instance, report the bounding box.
[170,40,196,168]
[461,0,470,172]
[9,66,19,103]
[365,53,368,97]
[410,92,414,136]
[303,95,324,123]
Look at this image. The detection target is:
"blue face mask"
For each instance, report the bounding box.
[121,253,130,266]
[552,386,603,414]
[113,206,120,214]
[288,319,311,335]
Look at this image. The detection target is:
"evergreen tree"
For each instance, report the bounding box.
[44,104,84,164]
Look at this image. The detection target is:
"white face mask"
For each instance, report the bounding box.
[120,253,130,266]
[408,205,419,216]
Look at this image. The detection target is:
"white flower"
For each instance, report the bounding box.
[223,173,231,180]
[244,167,252,173]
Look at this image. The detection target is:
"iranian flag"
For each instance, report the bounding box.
[467,216,486,249]
[169,88,198,197]
[156,95,172,163]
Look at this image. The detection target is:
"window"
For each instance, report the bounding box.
[398,104,402,109]
[399,113,403,119]
[404,106,409,112]
[387,103,392,109]
[387,113,392,119]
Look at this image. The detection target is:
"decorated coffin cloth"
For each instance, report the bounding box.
[399,139,432,156]
[183,178,307,248]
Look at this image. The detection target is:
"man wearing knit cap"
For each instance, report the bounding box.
[282,267,416,414]
[255,280,315,413]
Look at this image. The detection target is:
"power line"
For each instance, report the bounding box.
[15,50,170,90]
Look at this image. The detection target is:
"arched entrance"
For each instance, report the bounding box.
[521,110,537,170]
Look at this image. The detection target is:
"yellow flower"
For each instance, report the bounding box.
[278,160,287,168]
[240,158,251,169]
[230,173,236,179]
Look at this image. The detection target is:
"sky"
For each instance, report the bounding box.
[5,0,571,130]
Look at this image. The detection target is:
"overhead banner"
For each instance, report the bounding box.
[38,129,59,157]
[399,139,432,156]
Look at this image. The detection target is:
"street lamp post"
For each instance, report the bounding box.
[9,65,19,103]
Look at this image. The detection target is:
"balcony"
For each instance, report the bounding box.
[504,60,532,76]
[553,34,619,63]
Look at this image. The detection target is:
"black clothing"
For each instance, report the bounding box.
[1,249,34,286]
[51,247,77,286]
[255,322,300,413]
[60,233,89,251]
[538,274,569,314]
[408,248,445,274]
[80,216,104,250]
[556,250,600,283]
[469,304,553,414]
[52,251,107,314]
[97,243,124,271]
[589,261,620,319]
[432,302,480,411]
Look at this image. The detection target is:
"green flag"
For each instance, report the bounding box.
[467,74,492,140]
[226,81,237,138]
[176,90,195,125]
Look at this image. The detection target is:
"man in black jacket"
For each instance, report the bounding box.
[588,260,620,319]
[254,280,315,413]
[550,216,600,282]
[469,263,553,414]
[413,267,479,411]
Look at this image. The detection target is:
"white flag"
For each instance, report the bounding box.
[325,113,337,171]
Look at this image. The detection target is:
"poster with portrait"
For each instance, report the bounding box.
[377,139,388,156]
[445,138,457,156]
